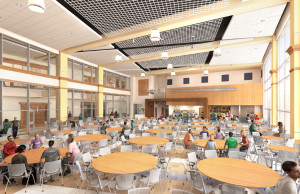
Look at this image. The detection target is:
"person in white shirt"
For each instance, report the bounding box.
[214,126,225,140]
[274,161,300,194]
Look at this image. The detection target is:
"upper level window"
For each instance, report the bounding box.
[222,74,229,82]
[244,73,253,80]
[167,79,172,85]
[201,76,208,83]
[183,78,189,84]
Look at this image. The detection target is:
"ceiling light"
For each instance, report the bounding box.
[16,3,23,7]
[213,47,222,57]
[161,52,168,59]
[171,71,176,76]
[167,64,173,69]
[115,55,122,62]
[27,0,46,13]
[204,69,209,75]
[150,29,160,42]
[141,72,145,77]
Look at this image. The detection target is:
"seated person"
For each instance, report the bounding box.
[130,120,135,130]
[98,121,103,131]
[12,146,29,170]
[184,129,193,149]
[100,123,106,134]
[274,161,300,194]
[199,126,210,139]
[79,113,83,120]
[249,120,259,135]
[239,130,249,152]
[254,115,260,120]
[0,119,11,136]
[215,126,225,140]
[3,135,17,157]
[120,121,129,137]
[106,120,110,128]
[30,134,43,149]
[224,132,238,152]
[205,135,217,150]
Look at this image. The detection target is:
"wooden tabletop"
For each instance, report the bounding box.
[197,158,280,188]
[192,125,213,128]
[128,136,169,146]
[193,139,241,149]
[164,121,178,123]
[51,130,74,134]
[155,124,176,128]
[4,147,68,164]
[0,139,31,145]
[106,127,122,132]
[82,125,98,128]
[145,129,173,134]
[57,121,66,124]
[258,130,276,133]
[262,136,284,140]
[267,145,299,152]
[191,121,206,124]
[192,130,215,135]
[92,152,157,174]
[295,140,300,145]
[223,123,238,125]
[257,126,272,129]
[74,134,110,142]
[231,126,248,129]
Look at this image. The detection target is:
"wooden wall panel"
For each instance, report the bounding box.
[138,79,149,96]
[166,83,263,105]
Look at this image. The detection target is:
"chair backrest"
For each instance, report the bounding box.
[129,134,136,139]
[278,150,298,163]
[53,140,63,147]
[99,147,111,156]
[75,161,87,181]
[165,142,173,152]
[252,132,260,136]
[146,168,162,185]
[142,146,152,154]
[172,189,194,194]
[128,187,151,194]
[44,160,62,175]
[99,139,108,147]
[116,174,135,190]
[110,130,118,137]
[202,133,208,139]
[124,130,130,136]
[50,128,58,133]
[153,126,159,129]
[188,152,197,163]
[142,133,150,137]
[121,145,132,152]
[8,163,27,177]
[121,136,127,142]
[78,132,87,136]
[149,144,158,154]
[270,139,285,146]
[55,132,64,138]
[228,151,241,159]
[280,134,290,141]
[19,135,30,139]
[81,152,92,164]
[286,139,295,147]
[205,150,218,158]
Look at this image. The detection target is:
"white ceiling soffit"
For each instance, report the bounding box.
[209,43,269,65]
[107,63,144,76]
[223,4,286,39]
[0,0,101,50]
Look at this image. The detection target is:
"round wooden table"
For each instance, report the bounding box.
[92,152,157,174]
[145,129,173,134]
[0,139,31,145]
[128,136,169,146]
[193,139,241,149]
[51,130,74,134]
[267,145,299,152]
[192,130,215,135]
[4,147,68,164]
[82,125,98,128]
[231,126,248,129]
[295,140,300,145]
[262,136,284,140]
[106,127,122,132]
[57,121,66,124]
[74,134,110,142]
[191,121,206,124]
[197,158,280,188]
[155,124,176,128]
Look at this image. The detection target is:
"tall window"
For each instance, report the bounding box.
[263,51,272,124]
[277,19,290,134]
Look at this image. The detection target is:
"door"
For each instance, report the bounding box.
[20,103,48,129]
[154,107,157,118]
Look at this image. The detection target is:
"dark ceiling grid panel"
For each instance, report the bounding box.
[58,0,230,37]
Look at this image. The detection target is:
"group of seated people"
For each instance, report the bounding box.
[98,119,136,137]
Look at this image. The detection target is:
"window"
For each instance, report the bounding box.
[167,79,172,85]
[201,76,208,83]
[103,70,130,89]
[183,78,189,84]
[221,74,229,82]
[244,73,253,80]
[261,69,263,78]
[263,51,272,125]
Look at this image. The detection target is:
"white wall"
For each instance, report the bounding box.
[132,76,155,106]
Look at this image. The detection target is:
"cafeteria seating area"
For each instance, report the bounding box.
[0,0,300,193]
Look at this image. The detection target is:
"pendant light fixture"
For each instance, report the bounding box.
[167,64,173,69]
[171,71,176,76]
[204,69,209,75]
[161,51,168,59]
[115,55,122,62]
[213,47,222,57]
[27,0,46,13]
[150,29,160,42]
[141,72,145,77]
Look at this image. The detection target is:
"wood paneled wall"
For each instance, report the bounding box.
[166,83,263,105]
[138,79,149,96]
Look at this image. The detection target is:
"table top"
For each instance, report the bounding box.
[262,136,284,140]
[295,140,300,145]
[192,125,213,128]
[257,126,272,129]
[164,121,178,123]
[92,152,157,174]
[223,123,238,125]
[155,124,176,128]
[74,134,110,142]
[0,139,31,145]
[191,121,206,124]
[231,126,248,129]
[193,139,241,149]
[57,121,66,124]
[197,158,280,188]
[82,125,98,128]
[4,147,68,164]
[192,130,215,135]
[258,130,276,133]
[135,120,148,123]
[267,145,299,152]
[51,130,74,134]
[128,136,169,146]
[145,129,173,134]
[106,127,122,132]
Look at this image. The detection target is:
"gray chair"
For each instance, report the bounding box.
[40,160,63,191]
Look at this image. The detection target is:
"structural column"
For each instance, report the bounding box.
[270,36,278,126]
[97,66,104,117]
[288,0,300,139]
[58,52,68,121]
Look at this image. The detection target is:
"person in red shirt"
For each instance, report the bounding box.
[160,114,163,120]
[254,115,260,120]
[3,135,17,157]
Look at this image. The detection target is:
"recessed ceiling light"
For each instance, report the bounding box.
[16,3,22,7]
[167,64,173,69]
[115,55,122,62]
[150,29,160,42]
[171,71,176,76]
[141,72,145,77]
[161,52,168,59]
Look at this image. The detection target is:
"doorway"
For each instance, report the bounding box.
[20,102,48,129]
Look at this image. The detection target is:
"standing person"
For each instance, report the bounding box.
[246,114,251,121]
[160,114,163,120]
[114,111,118,118]
[205,135,217,150]
[200,126,210,139]
[3,135,17,157]
[68,111,72,120]
[186,112,190,122]
[215,126,225,140]
[249,120,259,135]
[239,130,249,152]
[278,122,285,134]
[63,134,80,175]
[217,112,221,120]
[11,117,19,139]
[100,122,106,134]
[78,113,83,121]
[110,112,114,121]
[184,129,193,149]
[120,121,129,137]
[40,140,61,182]
[254,115,260,120]
[30,134,43,149]
[106,120,110,128]
[130,120,135,131]
[0,119,10,136]
[274,161,300,194]
[177,114,182,121]
[224,132,238,152]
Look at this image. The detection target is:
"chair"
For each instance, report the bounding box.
[276,150,299,172]
[98,139,108,148]
[228,151,242,159]
[5,164,35,194]
[54,132,64,140]
[205,150,218,158]
[270,139,285,146]
[121,145,133,152]
[19,135,30,139]
[139,168,163,192]
[252,132,260,136]
[75,161,87,189]
[190,172,214,194]
[172,189,193,194]
[128,187,151,194]
[129,134,136,139]
[188,152,198,169]
[79,140,91,153]
[64,152,82,179]
[113,174,136,191]
[142,133,150,137]
[121,136,128,144]
[142,146,152,154]
[86,170,111,193]
[78,132,86,136]
[286,139,295,147]
[99,147,111,156]
[149,144,158,156]
[40,160,63,191]
[49,128,58,133]
[53,140,64,147]
[81,152,93,166]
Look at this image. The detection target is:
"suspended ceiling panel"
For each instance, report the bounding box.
[223,4,286,39]
[209,43,269,65]
[107,63,144,76]
[0,0,101,50]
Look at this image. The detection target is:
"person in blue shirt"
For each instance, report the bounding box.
[199,126,210,139]
[130,120,135,131]
[106,120,110,128]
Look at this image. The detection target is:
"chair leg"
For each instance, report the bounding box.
[160,181,164,193]
[4,176,10,194]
